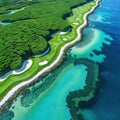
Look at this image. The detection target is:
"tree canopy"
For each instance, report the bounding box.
[0,0,86,75]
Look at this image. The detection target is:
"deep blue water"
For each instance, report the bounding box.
[0,0,120,120]
[83,0,120,119]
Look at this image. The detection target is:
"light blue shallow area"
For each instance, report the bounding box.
[1,0,116,119]
[70,28,113,63]
[11,64,87,120]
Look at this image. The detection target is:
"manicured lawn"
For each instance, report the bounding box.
[0,0,86,73]
[0,2,95,100]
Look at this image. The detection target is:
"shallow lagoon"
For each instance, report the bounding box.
[11,64,87,120]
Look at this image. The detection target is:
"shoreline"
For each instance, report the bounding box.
[0,0,101,108]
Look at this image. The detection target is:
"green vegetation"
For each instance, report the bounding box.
[0,1,96,100]
[0,0,86,74]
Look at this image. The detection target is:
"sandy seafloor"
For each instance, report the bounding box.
[0,0,120,120]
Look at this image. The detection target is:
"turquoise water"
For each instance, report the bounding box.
[82,0,120,119]
[8,19,112,120]
[70,28,113,63]
[1,0,118,119]
[11,64,87,120]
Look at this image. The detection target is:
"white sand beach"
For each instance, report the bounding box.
[0,0,101,108]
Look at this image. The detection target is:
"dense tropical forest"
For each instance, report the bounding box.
[0,0,87,75]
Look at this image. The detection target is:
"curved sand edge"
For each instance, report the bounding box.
[0,0,101,108]
[34,47,50,57]
[0,47,49,81]
[0,60,33,82]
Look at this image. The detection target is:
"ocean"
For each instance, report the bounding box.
[1,0,120,120]
[83,0,120,119]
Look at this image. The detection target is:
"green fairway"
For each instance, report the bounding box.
[0,0,86,74]
[0,1,95,100]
